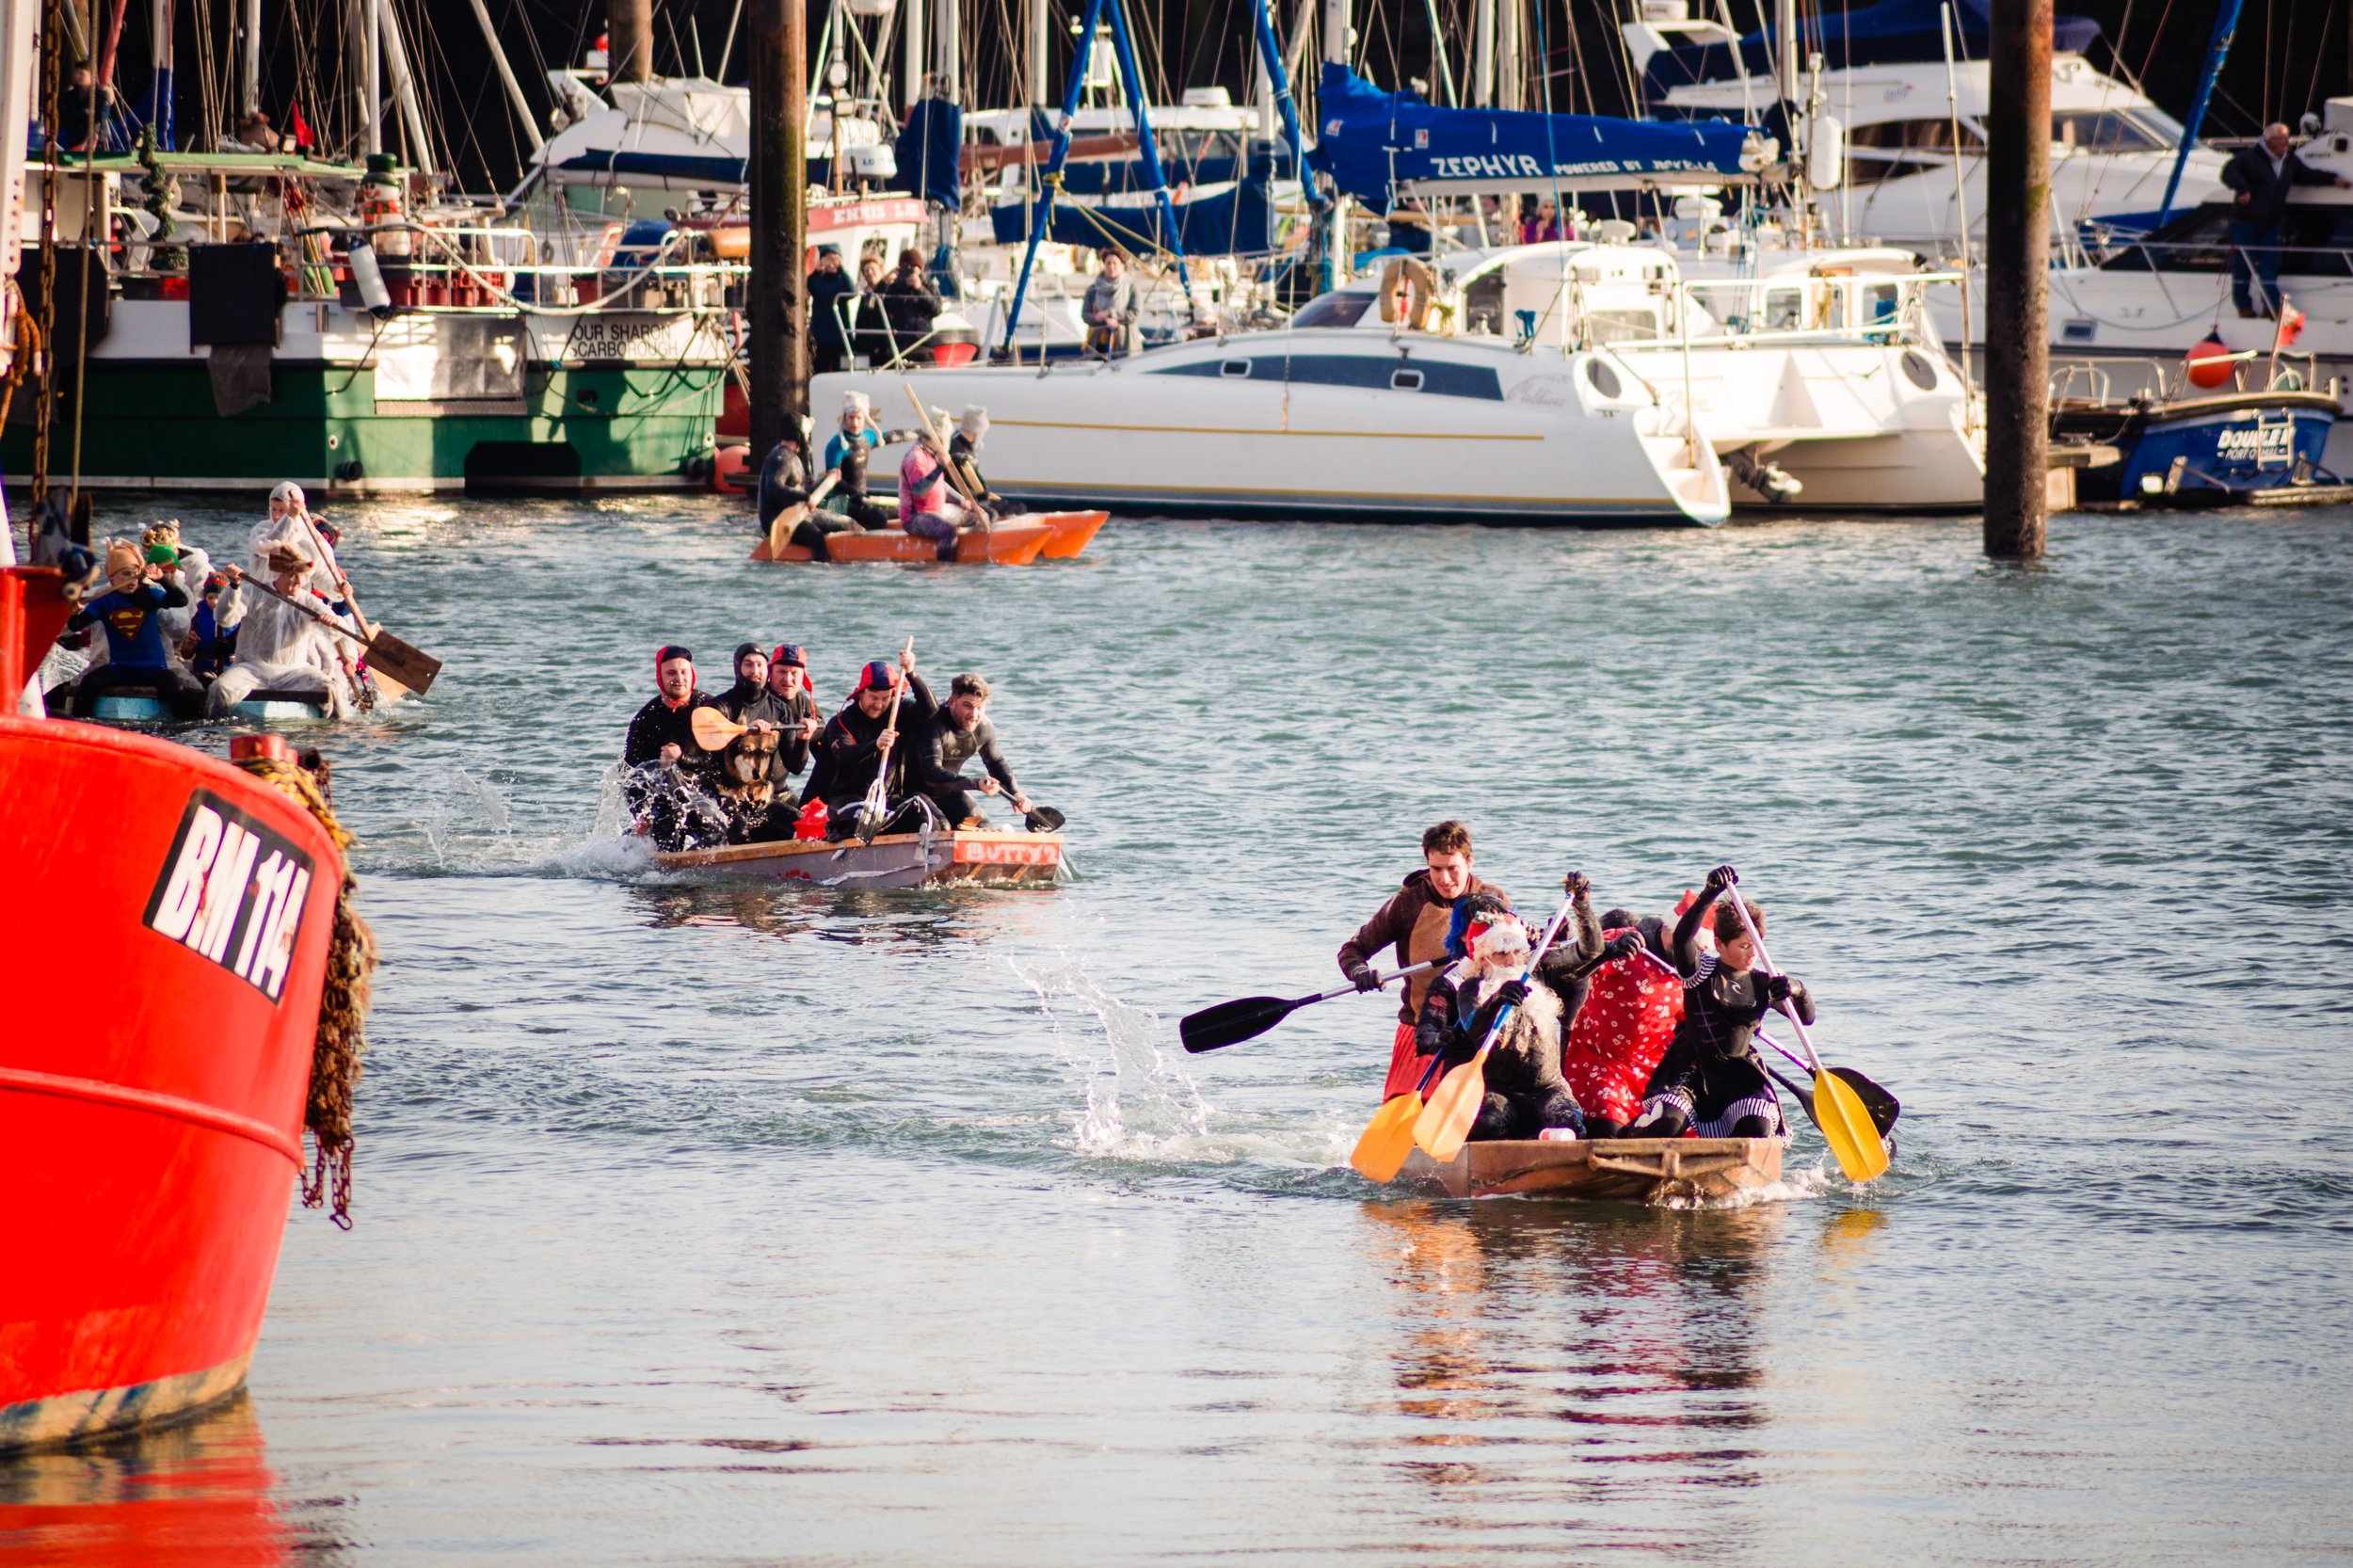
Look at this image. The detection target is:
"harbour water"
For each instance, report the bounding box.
[7,501,2352,1564]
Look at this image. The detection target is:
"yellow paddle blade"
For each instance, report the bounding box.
[1815,1066,1892,1182]
[1411,1051,1491,1164]
[1349,1093,1426,1184]
[691,706,747,752]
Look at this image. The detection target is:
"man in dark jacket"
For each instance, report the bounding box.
[913,672,1029,826]
[622,645,724,850]
[808,248,855,375]
[844,253,895,367]
[806,649,936,832]
[2220,123,2350,316]
[1337,821,1510,1104]
[877,247,941,359]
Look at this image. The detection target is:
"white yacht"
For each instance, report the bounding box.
[1624,0,2228,253]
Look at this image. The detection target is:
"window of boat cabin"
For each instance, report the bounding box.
[1583,307,1662,344]
[2098,205,2233,272]
[1861,280,1903,327]
[1846,117,1983,185]
[2050,110,2169,152]
[2281,207,2353,278]
[1290,290,1374,328]
[1463,269,1508,335]
[1762,287,1804,330]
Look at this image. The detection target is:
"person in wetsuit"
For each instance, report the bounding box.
[1411,897,1586,1141]
[823,393,901,531]
[66,541,205,718]
[945,407,1018,517]
[912,672,1030,827]
[622,644,725,851]
[1628,865,1812,1140]
[806,648,936,834]
[1337,821,1511,1105]
[758,432,864,560]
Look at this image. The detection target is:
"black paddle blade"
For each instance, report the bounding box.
[1023,805,1065,833]
[1179,994,1304,1053]
[1829,1067,1900,1137]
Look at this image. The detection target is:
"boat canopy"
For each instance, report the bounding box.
[1312,65,1763,209]
[1640,0,2103,106]
[989,180,1277,255]
[893,97,964,208]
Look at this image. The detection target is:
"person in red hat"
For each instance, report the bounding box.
[803,646,935,833]
[621,645,724,849]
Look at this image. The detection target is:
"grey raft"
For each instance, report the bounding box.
[1397,1137,1784,1206]
[654,827,1064,888]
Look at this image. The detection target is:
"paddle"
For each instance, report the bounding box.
[765,471,840,560]
[855,637,915,842]
[1756,1030,1901,1140]
[291,510,438,697]
[1349,1051,1449,1184]
[904,386,993,545]
[232,572,443,696]
[1409,894,1580,1166]
[1723,887,1890,1182]
[690,706,747,751]
[1182,960,1437,1055]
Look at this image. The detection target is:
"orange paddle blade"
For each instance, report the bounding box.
[1349,1093,1426,1184]
[690,707,746,751]
[1412,1048,1492,1163]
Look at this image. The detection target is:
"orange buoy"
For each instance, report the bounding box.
[2185,337,2234,391]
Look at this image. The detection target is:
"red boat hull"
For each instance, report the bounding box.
[0,714,345,1451]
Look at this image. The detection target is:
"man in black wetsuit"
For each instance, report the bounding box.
[913,672,1031,827]
[807,647,935,833]
[621,645,724,850]
[757,431,864,559]
[1629,864,1812,1141]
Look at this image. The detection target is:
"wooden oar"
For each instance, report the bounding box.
[1724,890,1890,1181]
[855,637,914,841]
[1410,894,1579,1165]
[1182,960,1437,1055]
[904,386,993,547]
[765,470,840,559]
[1756,1030,1900,1139]
[690,706,747,751]
[290,510,437,697]
[234,573,443,696]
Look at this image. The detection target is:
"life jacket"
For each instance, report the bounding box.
[1560,931,1685,1126]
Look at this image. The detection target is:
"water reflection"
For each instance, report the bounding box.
[1360,1200,1785,1552]
[624,881,1065,952]
[0,1396,330,1567]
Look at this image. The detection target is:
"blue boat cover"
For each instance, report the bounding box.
[990,179,1278,255]
[892,97,964,208]
[1640,0,2103,107]
[1051,143,1302,196]
[1312,65,1758,209]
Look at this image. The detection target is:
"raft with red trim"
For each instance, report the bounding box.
[749,512,1105,564]
[1397,1137,1783,1205]
[654,825,1063,888]
[0,568,348,1451]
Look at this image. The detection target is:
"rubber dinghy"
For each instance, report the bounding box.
[1398,1137,1783,1206]
[91,689,333,724]
[751,519,1068,564]
[654,826,1064,889]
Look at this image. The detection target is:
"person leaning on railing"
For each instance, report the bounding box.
[2220,122,2350,319]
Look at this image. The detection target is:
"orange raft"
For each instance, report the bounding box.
[750,511,1106,565]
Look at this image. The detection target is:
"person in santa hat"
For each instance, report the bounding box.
[1412,896,1586,1142]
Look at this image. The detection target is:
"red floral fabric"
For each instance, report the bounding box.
[1561,933,1684,1124]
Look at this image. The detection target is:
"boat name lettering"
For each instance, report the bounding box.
[1420,152,1721,181]
[2215,423,2294,464]
[952,839,1062,867]
[563,316,688,360]
[142,790,315,1002]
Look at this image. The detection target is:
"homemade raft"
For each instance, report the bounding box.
[92,691,330,724]
[653,826,1064,888]
[1396,1137,1783,1206]
[749,511,1106,564]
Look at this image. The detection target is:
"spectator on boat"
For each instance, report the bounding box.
[877,247,942,361]
[622,645,725,851]
[1337,821,1511,1104]
[1627,866,1809,1142]
[1081,249,1140,357]
[945,406,1018,517]
[808,246,855,376]
[208,547,358,718]
[806,649,936,831]
[824,392,899,529]
[1413,899,1585,1141]
[2221,123,2350,318]
[899,408,984,561]
[913,673,1030,828]
[1518,197,1561,245]
[181,572,236,683]
[221,110,279,153]
[845,254,895,367]
[65,541,205,719]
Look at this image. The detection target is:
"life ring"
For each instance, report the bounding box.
[1378,256,1437,332]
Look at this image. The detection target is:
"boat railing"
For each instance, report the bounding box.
[1641,273,1965,351]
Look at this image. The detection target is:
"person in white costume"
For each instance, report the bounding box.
[210,543,357,717]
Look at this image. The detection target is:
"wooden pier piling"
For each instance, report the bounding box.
[747,0,810,461]
[1981,0,2051,559]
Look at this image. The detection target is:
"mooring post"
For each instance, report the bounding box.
[1981,0,2050,560]
[748,0,809,465]
[609,0,653,83]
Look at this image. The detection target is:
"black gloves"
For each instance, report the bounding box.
[1346,963,1382,994]
[1494,978,1529,1010]
[1703,864,1738,897]
[1562,870,1591,900]
[1603,930,1644,963]
[1761,972,1793,1003]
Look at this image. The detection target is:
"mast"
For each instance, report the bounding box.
[364,0,381,153]
[900,0,923,109]
[2154,0,2243,229]
[1494,0,1517,111]
[466,0,544,151]
[147,0,172,146]
[1026,0,1048,105]
[1470,0,1492,106]
[1774,0,1797,112]
[936,0,958,104]
[378,2,429,168]
[239,0,258,119]
[1321,0,1347,286]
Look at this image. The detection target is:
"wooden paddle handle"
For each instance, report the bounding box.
[903,386,989,519]
[239,574,371,648]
